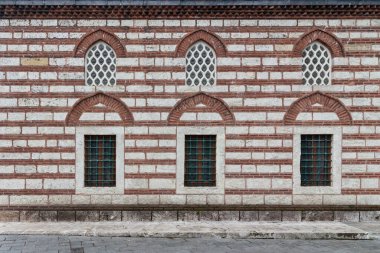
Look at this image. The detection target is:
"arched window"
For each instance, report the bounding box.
[302,42,331,86]
[85,42,116,86]
[185,41,216,86]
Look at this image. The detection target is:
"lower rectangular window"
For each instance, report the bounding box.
[300,134,332,186]
[84,135,116,187]
[184,135,216,187]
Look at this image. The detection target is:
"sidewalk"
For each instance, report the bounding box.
[0,221,378,240]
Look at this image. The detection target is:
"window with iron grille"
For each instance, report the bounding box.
[84,135,116,187]
[185,41,216,86]
[300,134,332,186]
[85,41,116,86]
[184,135,216,187]
[302,41,331,85]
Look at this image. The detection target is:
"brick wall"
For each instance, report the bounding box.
[0,17,380,208]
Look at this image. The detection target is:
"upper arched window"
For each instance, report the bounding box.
[86,42,116,86]
[186,41,216,86]
[302,42,331,86]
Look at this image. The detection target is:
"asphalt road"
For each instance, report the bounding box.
[1,235,380,253]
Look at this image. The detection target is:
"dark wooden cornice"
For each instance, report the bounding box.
[1,5,380,19]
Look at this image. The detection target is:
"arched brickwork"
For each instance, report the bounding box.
[175,29,227,57]
[65,92,133,125]
[74,29,126,57]
[293,28,345,57]
[284,91,352,125]
[168,92,235,125]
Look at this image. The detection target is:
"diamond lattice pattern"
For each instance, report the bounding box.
[86,42,116,86]
[186,41,216,86]
[302,42,331,85]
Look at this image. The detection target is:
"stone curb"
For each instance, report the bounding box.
[0,221,375,240]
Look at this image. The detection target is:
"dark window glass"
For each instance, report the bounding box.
[84,135,116,187]
[300,134,332,186]
[184,135,216,187]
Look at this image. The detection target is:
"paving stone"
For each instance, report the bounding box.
[282,211,302,221]
[122,211,151,221]
[39,211,57,222]
[99,211,122,221]
[334,211,360,222]
[76,211,99,222]
[178,211,199,221]
[239,211,259,221]
[199,211,218,221]
[0,211,19,222]
[57,211,75,222]
[219,211,239,221]
[20,211,40,222]
[359,211,380,222]
[302,211,334,221]
[152,211,177,221]
[258,211,282,221]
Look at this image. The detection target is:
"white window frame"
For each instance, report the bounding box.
[293,126,342,195]
[185,41,217,87]
[85,41,117,86]
[176,126,225,194]
[75,126,124,195]
[302,41,332,86]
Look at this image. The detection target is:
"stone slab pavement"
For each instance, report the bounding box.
[0,221,378,240]
[2,235,380,253]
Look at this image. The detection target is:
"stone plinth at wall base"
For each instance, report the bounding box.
[0,209,379,222]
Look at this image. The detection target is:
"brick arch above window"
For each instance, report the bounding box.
[65,92,134,125]
[167,92,235,125]
[74,29,126,57]
[293,28,345,57]
[283,91,352,125]
[175,29,227,57]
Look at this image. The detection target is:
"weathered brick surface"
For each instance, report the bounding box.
[302,211,334,221]
[219,211,240,221]
[57,211,76,222]
[76,211,99,222]
[39,211,58,222]
[152,211,178,221]
[178,211,199,221]
[199,211,219,221]
[122,211,152,221]
[282,211,302,222]
[0,211,19,222]
[99,211,122,221]
[20,211,40,222]
[259,211,282,221]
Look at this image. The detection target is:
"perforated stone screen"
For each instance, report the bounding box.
[185,41,216,86]
[302,42,331,86]
[85,42,116,86]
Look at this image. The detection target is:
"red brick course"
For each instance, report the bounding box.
[293,28,345,57]
[167,92,235,125]
[74,29,126,57]
[66,92,134,125]
[175,29,227,57]
[283,91,352,125]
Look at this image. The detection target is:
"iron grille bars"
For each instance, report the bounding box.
[84,135,116,187]
[300,134,332,186]
[184,135,216,187]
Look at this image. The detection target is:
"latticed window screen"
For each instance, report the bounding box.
[184,135,216,186]
[300,135,332,186]
[84,135,116,187]
[85,42,116,86]
[185,41,216,86]
[302,42,331,85]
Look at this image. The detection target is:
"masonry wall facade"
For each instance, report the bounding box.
[1,12,380,215]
